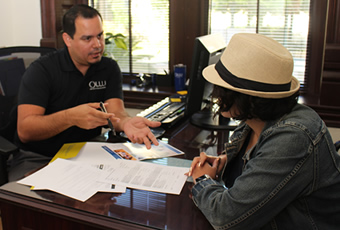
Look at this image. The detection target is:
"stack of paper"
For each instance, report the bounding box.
[17,141,189,202]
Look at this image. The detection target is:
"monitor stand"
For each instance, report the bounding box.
[190,109,238,130]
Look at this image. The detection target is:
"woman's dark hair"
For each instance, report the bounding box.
[62,4,102,38]
[212,85,299,121]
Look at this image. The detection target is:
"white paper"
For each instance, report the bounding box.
[100,160,188,195]
[17,141,187,202]
[68,142,120,165]
[17,158,125,202]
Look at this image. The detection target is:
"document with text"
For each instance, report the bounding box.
[17,158,126,202]
[17,156,189,201]
[100,159,188,195]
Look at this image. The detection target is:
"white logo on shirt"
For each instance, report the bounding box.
[89,81,106,90]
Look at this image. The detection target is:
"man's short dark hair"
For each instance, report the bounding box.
[62,4,102,38]
[212,85,299,121]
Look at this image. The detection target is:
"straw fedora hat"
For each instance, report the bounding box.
[202,33,300,98]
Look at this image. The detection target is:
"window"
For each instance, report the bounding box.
[89,0,170,76]
[89,0,310,87]
[210,0,310,87]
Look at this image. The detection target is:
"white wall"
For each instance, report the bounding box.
[0,0,42,47]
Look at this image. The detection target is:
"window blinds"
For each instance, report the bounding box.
[210,0,311,87]
[90,0,170,75]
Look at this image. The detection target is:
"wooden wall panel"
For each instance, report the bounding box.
[169,0,209,77]
[326,0,340,43]
[320,0,340,107]
[40,0,88,48]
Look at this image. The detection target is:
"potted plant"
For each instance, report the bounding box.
[104,33,128,60]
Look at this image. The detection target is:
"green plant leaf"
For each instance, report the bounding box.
[105,33,127,50]
[114,37,128,50]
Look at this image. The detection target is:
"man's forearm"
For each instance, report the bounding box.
[17,110,72,143]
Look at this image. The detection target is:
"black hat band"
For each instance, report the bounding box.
[215,60,291,92]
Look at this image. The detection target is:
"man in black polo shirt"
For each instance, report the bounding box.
[9,4,161,181]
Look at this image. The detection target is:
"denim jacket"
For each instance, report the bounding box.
[192,104,340,230]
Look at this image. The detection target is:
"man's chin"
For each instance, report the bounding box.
[89,55,102,64]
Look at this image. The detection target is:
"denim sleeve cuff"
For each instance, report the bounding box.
[192,178,224,206]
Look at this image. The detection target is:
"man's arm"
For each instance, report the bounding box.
[17,103,115,143]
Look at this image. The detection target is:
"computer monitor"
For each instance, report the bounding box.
[185,34,232,129]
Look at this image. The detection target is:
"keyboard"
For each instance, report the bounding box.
[137,97,186,127]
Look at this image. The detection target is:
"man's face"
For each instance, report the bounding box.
[65,15,105,71]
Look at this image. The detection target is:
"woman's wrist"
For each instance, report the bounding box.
[195,174,211,184]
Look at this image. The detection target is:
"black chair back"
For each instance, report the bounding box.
[0,46,56,185]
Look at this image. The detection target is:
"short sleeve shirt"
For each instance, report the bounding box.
[15,47,123,157]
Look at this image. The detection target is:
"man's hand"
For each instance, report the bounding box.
[66,103,119,130]
[122,116,161,149]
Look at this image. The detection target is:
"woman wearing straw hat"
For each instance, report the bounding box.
[187,33,340,229]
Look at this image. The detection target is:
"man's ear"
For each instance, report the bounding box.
[62,32,72,47]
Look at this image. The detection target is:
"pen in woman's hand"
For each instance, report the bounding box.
[214,157,220,179]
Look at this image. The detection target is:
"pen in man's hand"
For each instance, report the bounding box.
[99,102,116,136]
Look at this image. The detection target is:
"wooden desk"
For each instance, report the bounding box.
[0,118,227,230]
[0,181,213,230]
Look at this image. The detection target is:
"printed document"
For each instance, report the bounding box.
[100,159,188,195]
[17,158,125,202]
[17,141,189,202]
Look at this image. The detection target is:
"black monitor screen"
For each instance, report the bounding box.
[185,34,226,128]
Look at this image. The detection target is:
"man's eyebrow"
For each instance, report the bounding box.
[80,31,104,40]
[80,35,93,40]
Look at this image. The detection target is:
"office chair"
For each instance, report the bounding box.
[0,46,56,185]
[0,46,57,68]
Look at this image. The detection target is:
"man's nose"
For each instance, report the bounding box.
[93,37,102,48]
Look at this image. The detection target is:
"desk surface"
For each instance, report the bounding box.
[0,120,221,230]
[0,181,213,230]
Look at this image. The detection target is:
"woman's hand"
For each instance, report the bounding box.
[186,152,227,181]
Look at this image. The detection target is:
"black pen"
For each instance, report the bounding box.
[99,101,116,136]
